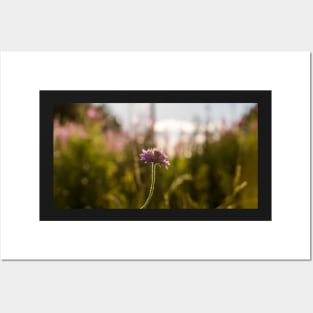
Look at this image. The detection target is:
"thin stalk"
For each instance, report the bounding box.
[140,163,156,209]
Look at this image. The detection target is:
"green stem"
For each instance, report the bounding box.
[140,163,156,209]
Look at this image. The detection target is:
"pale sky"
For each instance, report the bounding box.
[103,103,256,131]
[95,102,257,155]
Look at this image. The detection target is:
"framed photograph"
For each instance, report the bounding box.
[0,52,310,260]
[40,90,271,221]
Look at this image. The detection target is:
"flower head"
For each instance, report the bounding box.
[139,148,170,169]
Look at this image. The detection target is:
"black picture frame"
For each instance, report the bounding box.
[40,90,271,221]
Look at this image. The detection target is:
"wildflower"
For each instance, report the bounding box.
[139,148,170,170]
[139,147,170,209]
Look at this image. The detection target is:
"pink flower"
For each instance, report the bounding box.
[139,148,170,169]
[53,119,86,145]
[87,107,99,119]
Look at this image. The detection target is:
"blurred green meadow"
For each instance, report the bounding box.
[53,103,258,209]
